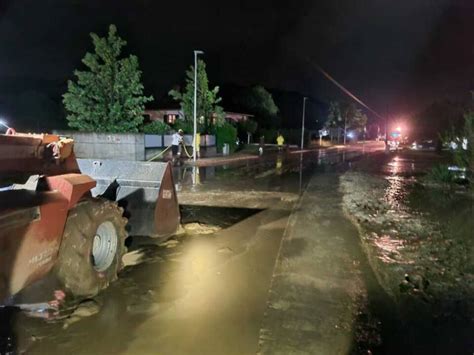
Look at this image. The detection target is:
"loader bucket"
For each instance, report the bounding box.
[77,159,180,239]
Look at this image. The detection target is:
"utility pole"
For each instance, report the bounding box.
[193,50,204,162]
[301,97,307,150]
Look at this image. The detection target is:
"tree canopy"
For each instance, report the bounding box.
[63,25,152,132]
[326,101,367,131]
[232,85,279,128]
[413,99,469,140]
[169,59,224,133]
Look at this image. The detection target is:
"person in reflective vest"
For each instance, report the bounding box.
[276,133,285,151]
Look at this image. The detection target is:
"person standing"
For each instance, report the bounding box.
[276,132,285,151]
[171,129,184,163]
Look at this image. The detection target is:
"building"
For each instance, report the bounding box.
[144,109,253,125]
[144,109,183,125]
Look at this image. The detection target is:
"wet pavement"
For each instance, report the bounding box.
[258,172,381,354]
[7,142,471,354]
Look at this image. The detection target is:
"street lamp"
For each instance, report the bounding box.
[193,50,204,162]
[300,97,308,150]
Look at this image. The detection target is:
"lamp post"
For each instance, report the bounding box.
[193,50,204,162]
[300,97,307,150]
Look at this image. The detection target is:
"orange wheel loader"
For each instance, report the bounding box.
[0,131,180,306]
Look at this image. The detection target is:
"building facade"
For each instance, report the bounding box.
[144,109,253,125]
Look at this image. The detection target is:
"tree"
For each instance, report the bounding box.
[141,121,172,134]
[232,85,279,128]
[216,121,238,153]
[169,59,224,133]
[346,104,368,131]
[414,99,467,140]
[63,25,152,132]
[237,119,258,142]
[325,101,342,142]
[443,106,474,172]
[325,101,367,143]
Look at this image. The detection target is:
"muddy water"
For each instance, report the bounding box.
[2,144,397,355]
[344,150,474,353]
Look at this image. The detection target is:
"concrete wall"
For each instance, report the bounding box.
[55,131,145,161]
[55,131,217,161]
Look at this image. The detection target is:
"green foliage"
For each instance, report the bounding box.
[238,119,258,134]
[326,101,367,131]
[63,25,153,132]
[169,60,224,133]
[326,101,342,128]
[455,111,473,171]
[414,99,468,140]
[349,106,368,131]
[427,165,456,185]
[173,119,194,134]
[216,122,237,152]
[141,120,172,134]
[463,111,474,171]
[442,105,474,172]
[233,85,279,128]
[236,119,258,142]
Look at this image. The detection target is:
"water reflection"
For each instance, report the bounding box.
[387,156,401,175]
[275,155,283,176]
[192,166,200,186]
[373,234,408,264]
[299,153,303,194]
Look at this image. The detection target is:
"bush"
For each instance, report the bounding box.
[172,119,194,134]
[141,121,171,134]
[427,165,456,184]
[237,119,258,142]
[216,122,237,152]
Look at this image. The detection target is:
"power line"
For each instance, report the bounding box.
[306,58,385,120]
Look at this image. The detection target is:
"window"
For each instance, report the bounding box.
[165,114,177,124]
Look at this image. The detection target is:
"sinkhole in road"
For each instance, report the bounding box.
[126,205,263,250]
[180,204,263,229]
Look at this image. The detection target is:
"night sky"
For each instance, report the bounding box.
[0,0,473,128]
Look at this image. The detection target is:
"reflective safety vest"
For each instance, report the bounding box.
[276,135,285,146]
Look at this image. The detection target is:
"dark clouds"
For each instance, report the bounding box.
[0,0,473,122]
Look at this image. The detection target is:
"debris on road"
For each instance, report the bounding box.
[183,223,222,235]
[63,299,100,329]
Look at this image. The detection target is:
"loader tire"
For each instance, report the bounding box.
[55,198,127,298]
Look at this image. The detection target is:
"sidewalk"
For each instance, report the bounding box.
[183,153,260,167]
[257,172,374,354]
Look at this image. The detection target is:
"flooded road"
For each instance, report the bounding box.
[6,142,471,354]
[342,150,474,354]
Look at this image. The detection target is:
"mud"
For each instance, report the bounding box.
[341,151,474,353]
